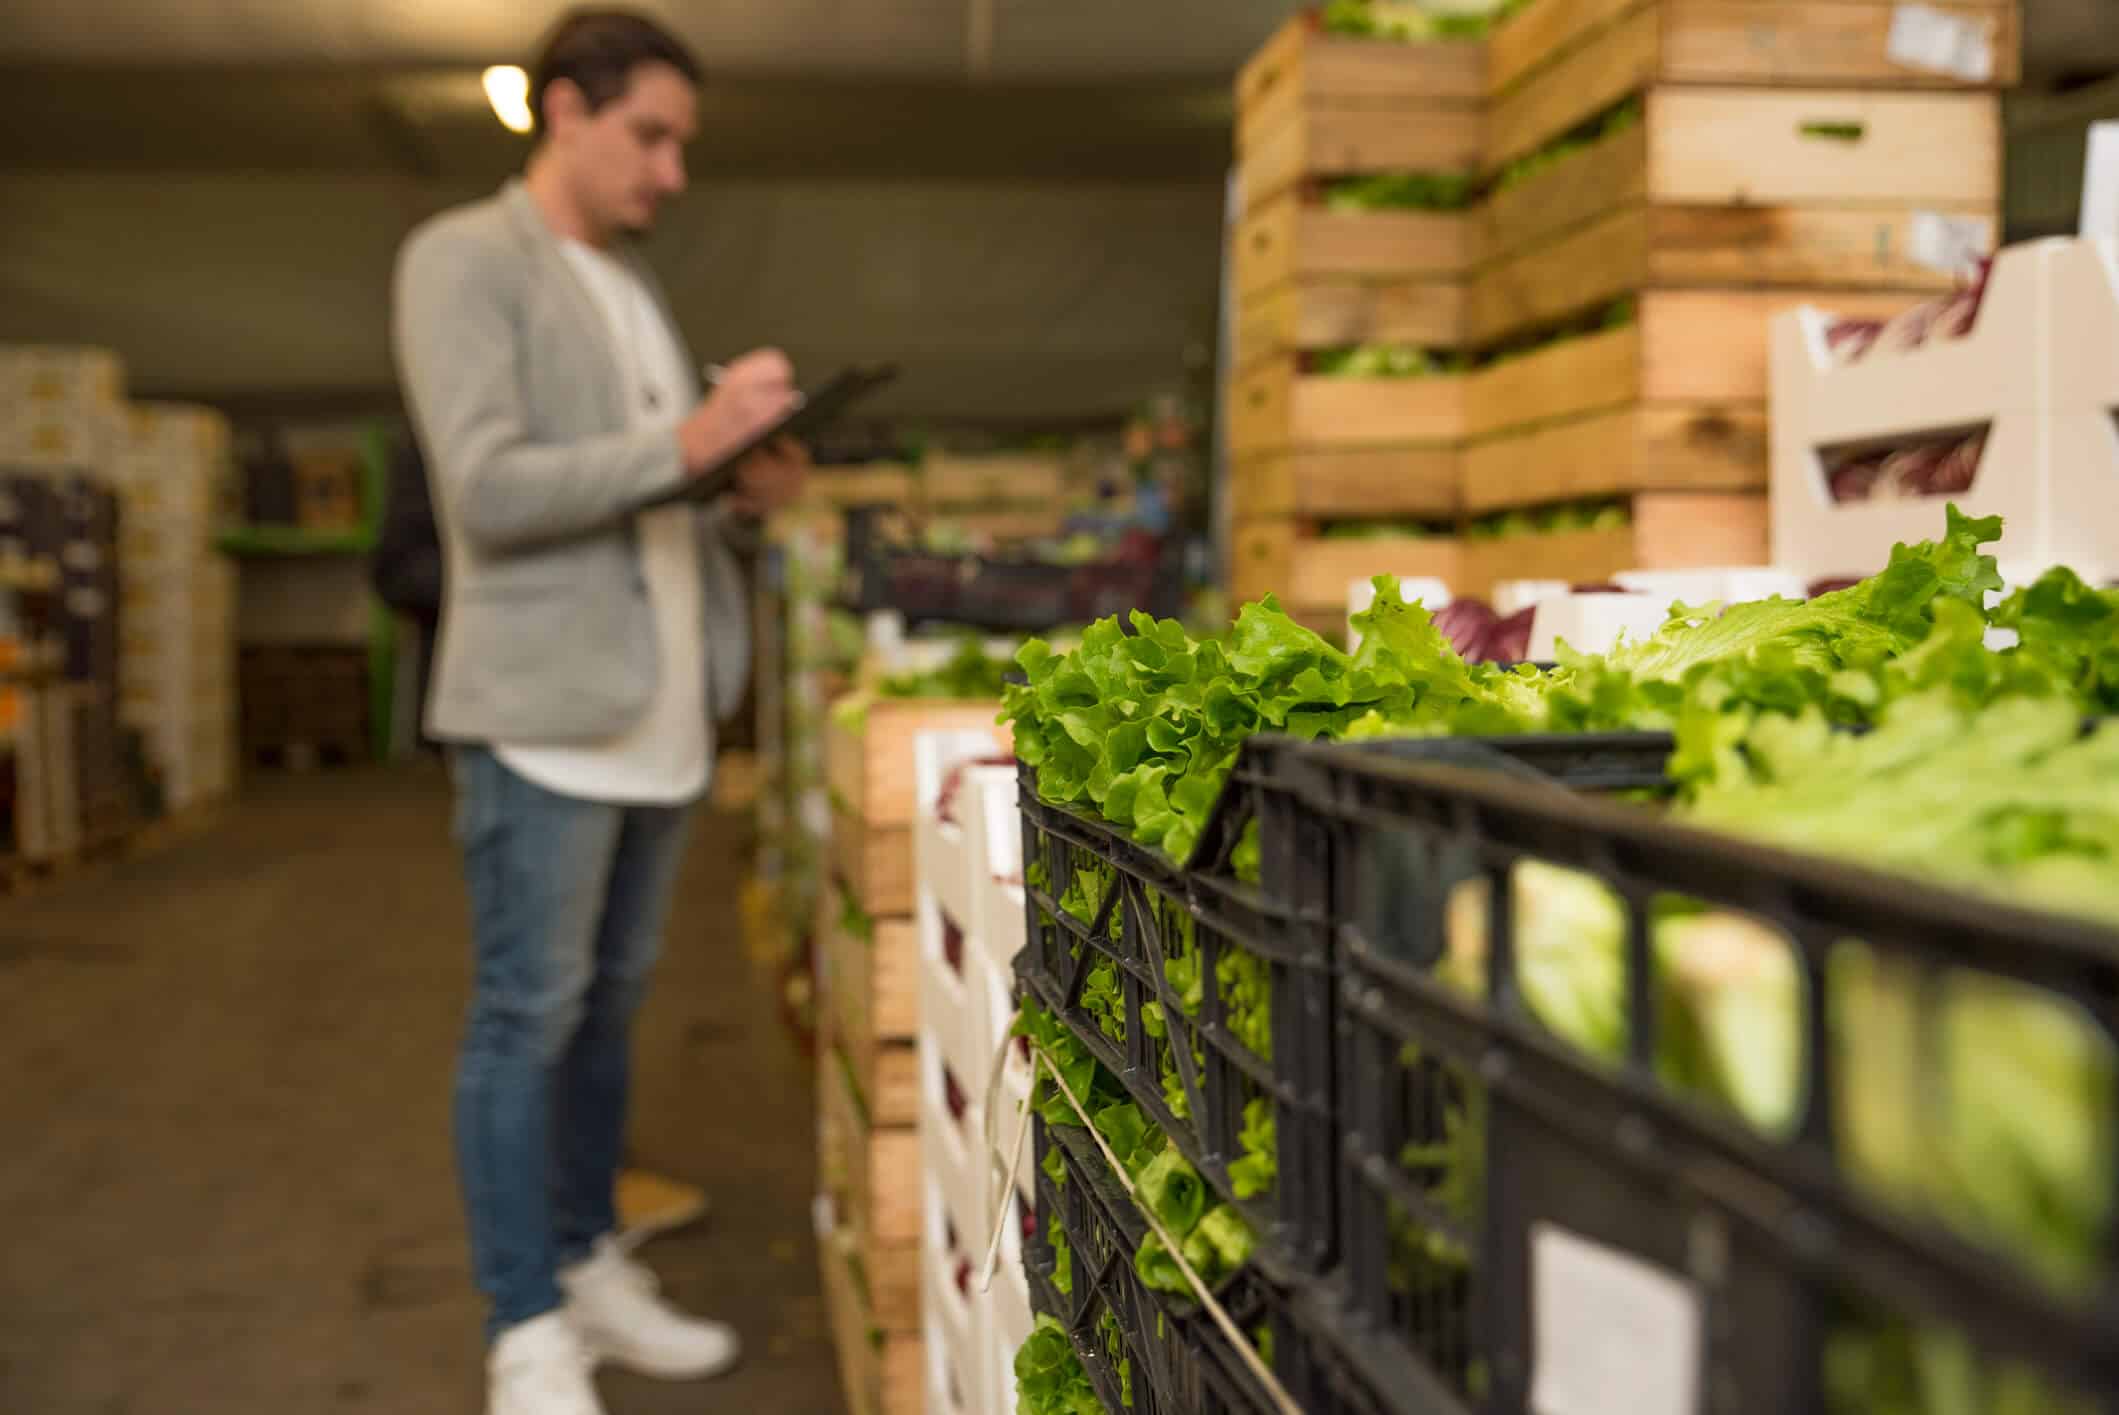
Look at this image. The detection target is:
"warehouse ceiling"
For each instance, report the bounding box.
[0,0,2110,180]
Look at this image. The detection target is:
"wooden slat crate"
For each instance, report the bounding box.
[1236,17,1486,209]
[820,892,920,1130]
[1458,491,1769,596]
[1236,276,1470,369]
[1226,446,1461,521]
[1236,191,1476,298]
[818,1044,920,1326]
[827,700,1010,831]
[819,1227,921,1415]
[804,463,918,510]
[1487,0,2019,168]
[1462,288,1917,509]
[833,806,914,919]
[1229,360,1468,459]
[1231,521,1461,615]
[1473,89,2000,343]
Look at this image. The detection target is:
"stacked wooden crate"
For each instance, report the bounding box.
[816,696,1011,1415]
[1227,19,1482,624]
[1460,0,2012,595]
[1223,2,2015,611]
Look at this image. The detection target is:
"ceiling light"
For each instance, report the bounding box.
[482,65,533,134]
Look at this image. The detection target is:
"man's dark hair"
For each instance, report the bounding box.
[529,8,702,138]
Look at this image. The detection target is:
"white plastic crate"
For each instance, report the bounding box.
[1771,236,2119,584]
[920,1186,984,1415]
[919,1031,991,1274]
[915,733,1010,935]
[918,920,994,1140]
[983,1181,1037,1415]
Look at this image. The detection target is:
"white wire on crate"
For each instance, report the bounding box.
[976,1013,1304,1415]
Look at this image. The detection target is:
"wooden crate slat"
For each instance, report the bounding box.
[826,700,1008,828]
[823,1044,922,1253]
[833,808,914,920]
[1231,519,1463,613]
[1237,18,1487,153]
[1462,403,1769,512]
[1490,5,1660,168]
[1651,88,2002,206]
[1242,105,1486,211]
[1457,492,1769,595]
[1230,360,1469,456]
[1237,279,1469,366]
[1488,0,1647,96]
[1466,325,1642,436]
[1659,0,2019,88]
[819,1228,922,1415]
[1228,447,1462,521]
[1235,195,1475,299]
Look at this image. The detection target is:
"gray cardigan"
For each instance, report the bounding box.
[390,179,751,747]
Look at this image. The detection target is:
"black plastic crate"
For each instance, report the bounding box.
[1026,1112,1285,1415]
[1016,733,1675,1284]
[843,507,1184,633]
[1296,740,2119,1415]
[1018,750,1337,1284]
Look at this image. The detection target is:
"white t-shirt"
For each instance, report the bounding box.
[495,240,710,806]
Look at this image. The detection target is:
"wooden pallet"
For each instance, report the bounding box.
[1226,445,1462,522]
[1230,521,1461,615]
[1229,359,1468,459]
[1461,288,1918,510]
[818,1224,922,1415]
[1458,491,1769,596]
[1487,0,2018,167]
[817,1044,920,1331]
[1235,17,1486,208]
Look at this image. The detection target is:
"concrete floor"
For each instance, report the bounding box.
[0,765,845,1414]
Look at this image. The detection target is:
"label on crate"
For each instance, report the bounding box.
[1886,4,1994,82]
[1529,1224,1701,1415]
[1908,210,1989,275]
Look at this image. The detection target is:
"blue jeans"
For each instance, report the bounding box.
[448,746,697,1341]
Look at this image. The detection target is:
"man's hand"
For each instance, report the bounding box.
[730,437,810,518]
[678,348,798,476]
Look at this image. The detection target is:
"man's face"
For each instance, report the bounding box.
[552,61,697,236]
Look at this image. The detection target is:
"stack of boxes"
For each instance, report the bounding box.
[815,696,1011,1415]
[0,345,241,866]
[1225,1,2015,620]
[117,403,239,812]
[911,748,1037,1415]
[1,346,129,861]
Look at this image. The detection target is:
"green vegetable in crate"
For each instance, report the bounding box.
[1322,172,1475,213]
[1049,1213,1075,1298]
[1014,1315,1103,1415]
[1228,1099,1277,1200]
[1311,345,1463,379]
[877,635,1016,700]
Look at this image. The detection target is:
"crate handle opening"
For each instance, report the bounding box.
[1248,386,1270,409]
[1798,119,1867,143]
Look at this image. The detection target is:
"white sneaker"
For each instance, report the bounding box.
[487,1313,604,1415]
[559,1237,741,1381]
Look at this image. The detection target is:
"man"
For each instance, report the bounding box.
[371,436,719,1231]
[390,11,808,1414]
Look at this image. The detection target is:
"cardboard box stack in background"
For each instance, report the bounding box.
[0,346,242,868]
[116,403,239,812]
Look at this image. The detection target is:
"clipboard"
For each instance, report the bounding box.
[631,361,900,513]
